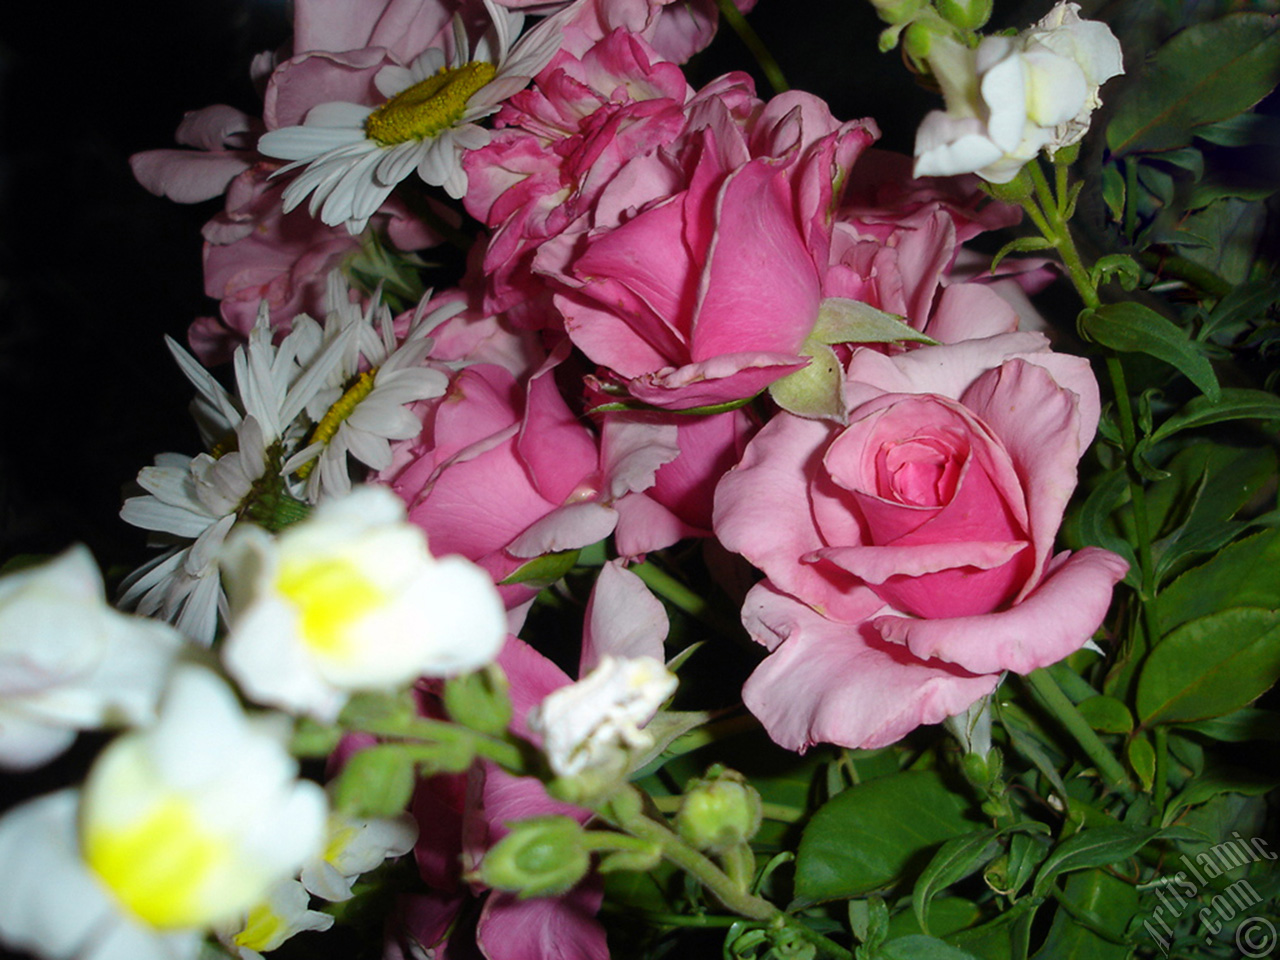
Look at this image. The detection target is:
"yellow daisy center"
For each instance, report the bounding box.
[296,369,379,479]
[364,61,498,146]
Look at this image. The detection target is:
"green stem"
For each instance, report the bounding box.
[1152,725,1169,813]
[1027,160,1162,650]
[597,907,743,928]
[348,714,528,774]
[1025,669,1132,799]
[715,0,790,94]
[601,786,852,959]
[630,560,742,639]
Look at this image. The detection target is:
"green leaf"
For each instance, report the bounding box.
[1137,607,1280,725]
[1127,735,1156,792]
[1075,696,1134,734]
[1030,870,1137,960]
[792,771,975,905]
[913,830,1001,934]
[1146,388,1280,445]
[990,236,1054,273]
[811,298,939,346]
[998,702,1069,804]
[1101,162,1125,223]
[1195,111,1280,147]
[499,548,580,587]
[1079,302,1220,401]
[1159,529,1280,631]
[1178,707,1280,742]
[1032,826,1159,898]
[1090,254,1142,293]
[1164,768,1280,822]
[873,935,986,960]
[333,744,417,818]
[1106,13,1280,156]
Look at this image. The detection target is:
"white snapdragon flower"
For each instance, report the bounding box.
[217,880,334,960]
[220,485,507,721]
[300,809,418,902]
[0,547,183,770]
[913,2,1123,182]
[0,667,327,960]
[529,656,678,779]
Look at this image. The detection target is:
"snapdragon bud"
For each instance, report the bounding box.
[935,0,992,31]
[675,766,762,853]
[868,0,926,26]
[479,816,590,898]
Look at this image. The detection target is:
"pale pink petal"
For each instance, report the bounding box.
[506,501,619,558]
[580,560,668,674]
[872,547,1130,675]
[714,415,884,624]
[741,584,999,751]
[130,150,252,203]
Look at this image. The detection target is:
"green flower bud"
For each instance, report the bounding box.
[868,0,926,26]
[480,816,590,898]
[675,766,762,853]
[935,0,991,31]
[904,19,951,64]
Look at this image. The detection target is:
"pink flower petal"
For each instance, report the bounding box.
[872,547,1130,675]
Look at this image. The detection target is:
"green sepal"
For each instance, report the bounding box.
[500,548,580,587]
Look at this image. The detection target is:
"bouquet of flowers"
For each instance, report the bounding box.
[3,1,1279,958]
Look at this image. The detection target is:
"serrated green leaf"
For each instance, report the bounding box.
[793,771,975,905]
[913,831,1001,934]
[1107,13,1280,156]
[1137,607,1280,725]
[1079,302,1220,401]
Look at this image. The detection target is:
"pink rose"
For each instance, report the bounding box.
[714,333,1128,751]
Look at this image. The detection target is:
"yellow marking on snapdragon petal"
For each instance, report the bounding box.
[234,900,290,952]
[324,820,359,865]
[296,369,379,479]
[364,61,497,146]
[276,553,385,658]
[84,797,230,929]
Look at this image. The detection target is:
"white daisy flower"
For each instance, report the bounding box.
[120,418,277,644]
[284,291,462,502]
[120,310,352,643]
[257,0,564,231]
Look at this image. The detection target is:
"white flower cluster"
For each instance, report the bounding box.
[120,275,459,644]
[913,2,1123,183]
